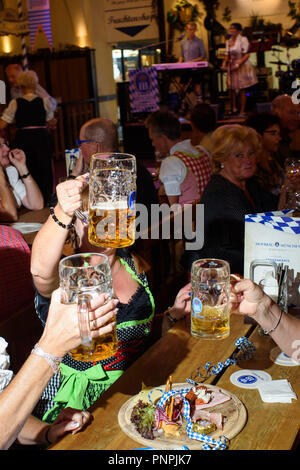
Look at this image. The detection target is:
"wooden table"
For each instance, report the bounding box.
[49,314,300,451]
[12,207,50,245]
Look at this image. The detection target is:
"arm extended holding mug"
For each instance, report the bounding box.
[0,288,116,450]
[230,279,300,359]
[31,177,87,297]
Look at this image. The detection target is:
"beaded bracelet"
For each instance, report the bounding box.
[31,343,63,374]
[50,207,76,230]
[20,172,30,179]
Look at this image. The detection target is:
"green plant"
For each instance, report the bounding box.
[167,0,201,31]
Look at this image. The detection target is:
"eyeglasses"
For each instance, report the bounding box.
[264,130,281,136]
[75,139,100,146]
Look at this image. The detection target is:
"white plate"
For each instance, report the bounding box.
[12,222,43,234]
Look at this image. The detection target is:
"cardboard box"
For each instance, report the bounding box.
[244,210,300,307]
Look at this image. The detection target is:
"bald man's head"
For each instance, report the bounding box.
[79,118,119,164]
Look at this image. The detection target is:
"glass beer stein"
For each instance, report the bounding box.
[59,253,118,362]
[88,153,136,248]
[190,259,230,339]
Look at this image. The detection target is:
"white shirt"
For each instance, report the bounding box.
[1,93,54,124]
[5,166,26,207]
[159,140,199,196]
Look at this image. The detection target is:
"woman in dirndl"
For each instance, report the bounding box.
[222,23,258,117]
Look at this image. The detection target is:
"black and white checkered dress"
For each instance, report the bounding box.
[33,256,155,423]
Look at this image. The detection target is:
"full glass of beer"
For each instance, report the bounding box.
[88,153,136,248]
[59,253,118,361]
[190,259,230,339]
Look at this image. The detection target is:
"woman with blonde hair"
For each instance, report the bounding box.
[0,70,54,204]
[182,124,278,274]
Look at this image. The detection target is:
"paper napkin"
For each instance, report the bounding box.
[258,379,297,403]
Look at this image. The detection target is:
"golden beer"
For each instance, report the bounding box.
[191,304,230,339]
[69,327,118,362]
[88,202,136,248]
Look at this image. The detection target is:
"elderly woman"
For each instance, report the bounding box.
[0,70,54,204]
[30,177,190,424]
[182,124,278,275]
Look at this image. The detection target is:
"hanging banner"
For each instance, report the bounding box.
[27,0,53,50]
[104,0,158,42]
[129,67,160,113]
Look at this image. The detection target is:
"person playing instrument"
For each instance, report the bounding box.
[179,22,207,105]
[222,23,258,117]
[179,22,206,63]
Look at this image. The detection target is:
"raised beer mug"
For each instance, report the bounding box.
[190,259,230,340]
[59,253,118,362]
[88,153,137,248]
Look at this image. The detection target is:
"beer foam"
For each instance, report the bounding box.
[90,200,128,210]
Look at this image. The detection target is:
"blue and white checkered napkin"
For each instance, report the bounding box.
[245,211,300,235]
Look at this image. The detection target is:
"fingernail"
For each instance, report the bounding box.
[188,292,191,296]
[113,298,119,305]
[70,421,80,429]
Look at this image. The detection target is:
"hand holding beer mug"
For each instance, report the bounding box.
[88,153,136,248]
[59,253,118,361]
[191,259,230,339]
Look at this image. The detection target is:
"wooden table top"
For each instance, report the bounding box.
[49,313,300,451]
[12,207,50,245]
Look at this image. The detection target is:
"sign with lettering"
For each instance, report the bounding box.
[104,0,158,42]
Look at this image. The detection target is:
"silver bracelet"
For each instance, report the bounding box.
[31,343,63,374]
[263,310,283,335]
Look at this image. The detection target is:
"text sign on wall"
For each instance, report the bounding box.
[104,0,158,42]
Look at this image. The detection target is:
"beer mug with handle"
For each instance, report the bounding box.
[191,259,231,339]
[88,153,136,248]
[59,253,118,362]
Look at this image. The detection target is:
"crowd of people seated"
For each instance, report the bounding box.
[0,60,299,449]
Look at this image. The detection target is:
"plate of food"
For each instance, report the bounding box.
[118,376,247,450]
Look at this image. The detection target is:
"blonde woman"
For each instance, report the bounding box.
[0,70,54,204]
[182,125,278,274]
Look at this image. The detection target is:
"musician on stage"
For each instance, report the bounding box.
[179,22,206,63]
[178,22,207,106]
[222,23,257,117]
